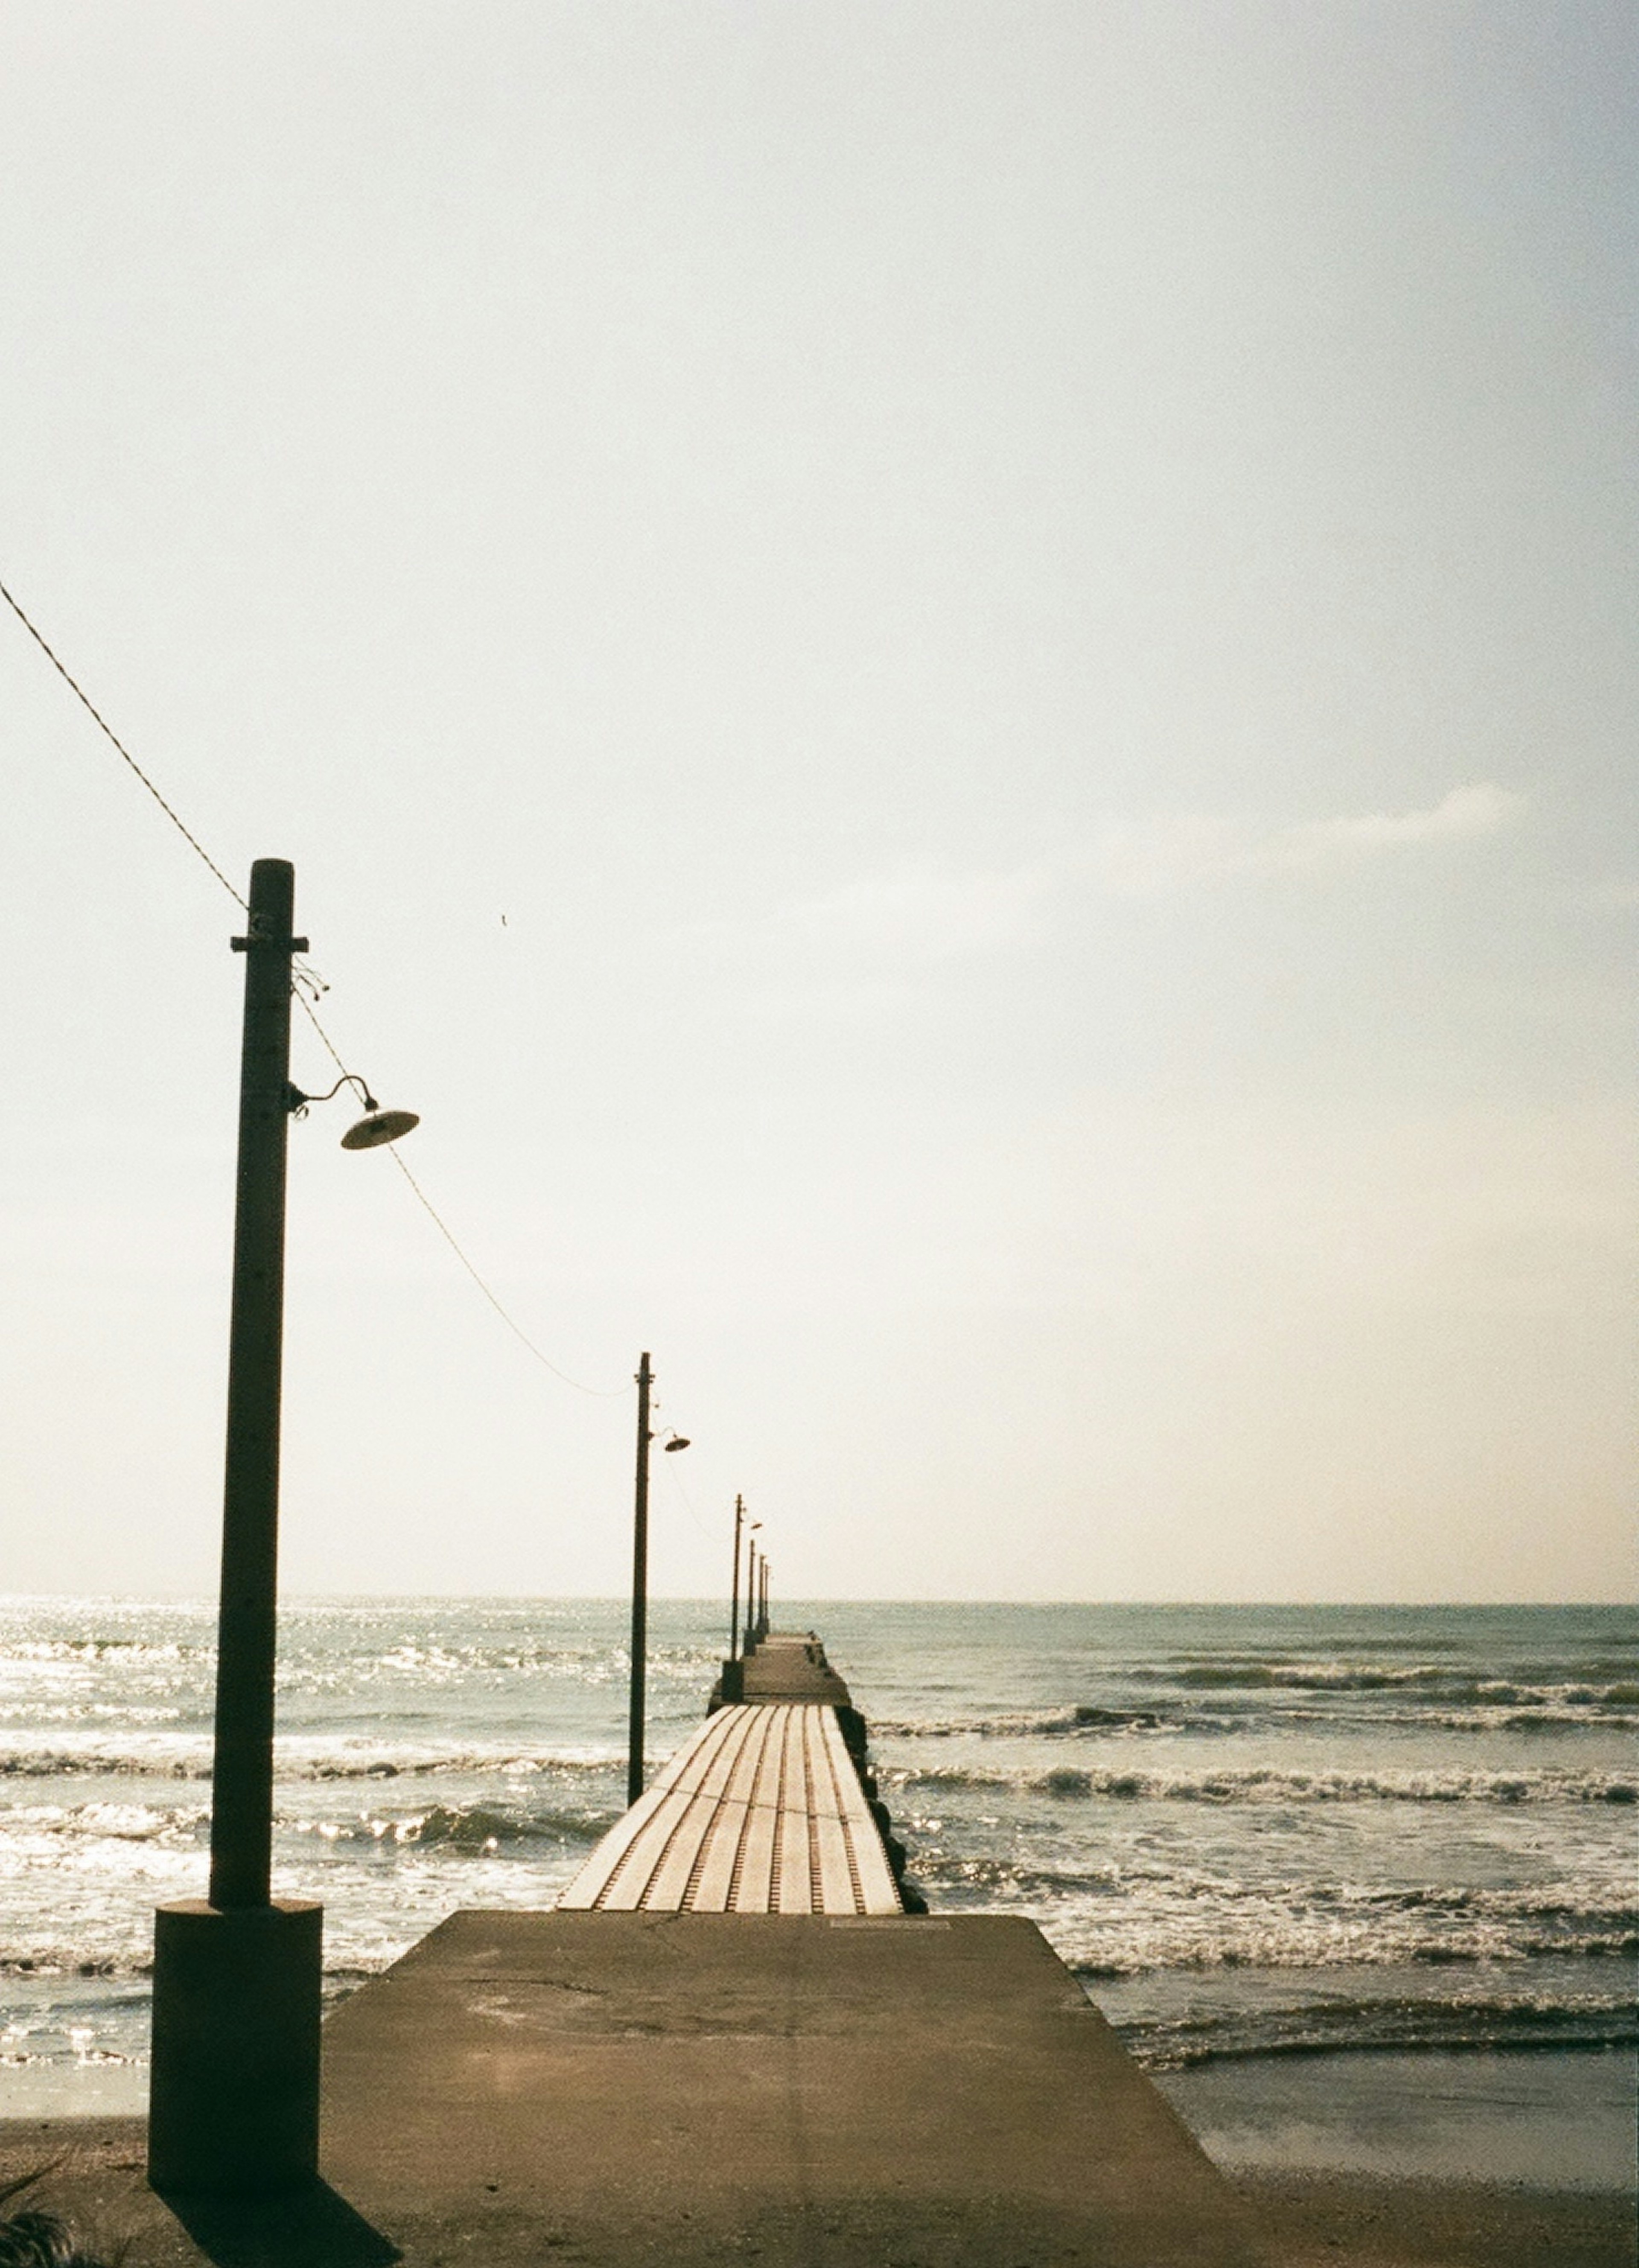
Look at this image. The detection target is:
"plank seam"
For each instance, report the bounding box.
[681,1707,758,1910]
[597,1706,742,1910]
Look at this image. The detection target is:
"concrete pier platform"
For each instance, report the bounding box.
[315,1908,1268,2265]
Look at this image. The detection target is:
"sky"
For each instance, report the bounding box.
[2,2,1633,1603]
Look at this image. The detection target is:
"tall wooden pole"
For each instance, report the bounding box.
[729,1494,744,1660]
[210,857,304,1910]
[627,1352,653,1808]
[149,858,321,2193]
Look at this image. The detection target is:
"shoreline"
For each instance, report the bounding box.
[9,2038,1634,2185]
[1,2118,1634,2267]
[1153,2041,1637,2192]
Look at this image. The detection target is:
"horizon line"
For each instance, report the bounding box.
[1,1591,1633,1611]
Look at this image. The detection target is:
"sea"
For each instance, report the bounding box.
[3,1597,1635,2183]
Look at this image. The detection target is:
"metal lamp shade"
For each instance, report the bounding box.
[340,1108,420,1151]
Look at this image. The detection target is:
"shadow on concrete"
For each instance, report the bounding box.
[154,2178,400,2267]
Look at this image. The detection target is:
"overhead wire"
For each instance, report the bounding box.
[4,570,629,1402]
[1,576,246,910]
[289,988,628,1398]
[381,1143,630,1398]
[653,1415,720,1547]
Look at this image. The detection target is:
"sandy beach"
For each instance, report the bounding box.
[2,2116,1633,2267]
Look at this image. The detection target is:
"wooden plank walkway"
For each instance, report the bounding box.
[558,1702,902,1916]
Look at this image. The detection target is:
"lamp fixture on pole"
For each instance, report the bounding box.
[286,1071,419,1151]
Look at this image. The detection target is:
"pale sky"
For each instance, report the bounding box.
[3,2,1633,1602]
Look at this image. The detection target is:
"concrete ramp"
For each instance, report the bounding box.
[319,1909,1267,2266]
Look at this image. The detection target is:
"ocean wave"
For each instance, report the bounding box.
[1155,1660,1639,1708]
[917,1853,1637,1927]
[0,1639,197,1665]
[0,1953,399,1988]
[1,1800,209,1841]
[886,1761,1637,1805]
[0,1745,211,1780]
[0,1740,621,1782]
[297,1749,616,1783]
[0,1793,609,1854]
[0,1956,153,1983]
[1113,1989,1639,2070]
[871,1712,1113,1739]
[872,1697,1637,1742]
[292,1802,611,1851]
[935,1869,1639,1976]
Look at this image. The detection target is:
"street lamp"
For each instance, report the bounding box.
[745,1536,763,1656]
[149,858,417,2196]
[738,1515,762,1660]
[627,1357,690,1807]
[289,1071,420,1151]
[730,1498,757,1664]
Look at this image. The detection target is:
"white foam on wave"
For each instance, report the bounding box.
[0,1732,624,1780]
[888,1758,1639,1804]
[919,1860,1639,1978]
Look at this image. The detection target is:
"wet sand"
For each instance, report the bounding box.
[3,2117,1634,2266]
[1155,2045,1638,2192]
[1239,2169,1636,2267]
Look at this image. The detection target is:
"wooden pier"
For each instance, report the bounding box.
[557,1701,903,1915]
[733,1627,856,1708]
[304,1629,1266,2264]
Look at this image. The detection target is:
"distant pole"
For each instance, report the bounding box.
[760,1557,769,1637]
[746,1540,758,1652]
[627,1352,653,1809]
[729,1494,745,1660]
[149,859,321,2193]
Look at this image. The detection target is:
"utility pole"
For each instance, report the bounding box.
[627,1352,653,1808]
[210,859,300,1912]
[149,859,322,2193]
[729,1495,745,1659]
[746,1540,758,1653]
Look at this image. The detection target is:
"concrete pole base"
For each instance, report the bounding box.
[148,1898,322,2193]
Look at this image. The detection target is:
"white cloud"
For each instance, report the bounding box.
[1096,784,1526,895]
[683,784,1524,991]
[788,859,1052,960]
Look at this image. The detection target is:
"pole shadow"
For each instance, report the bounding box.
[152,2177,401,2268]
